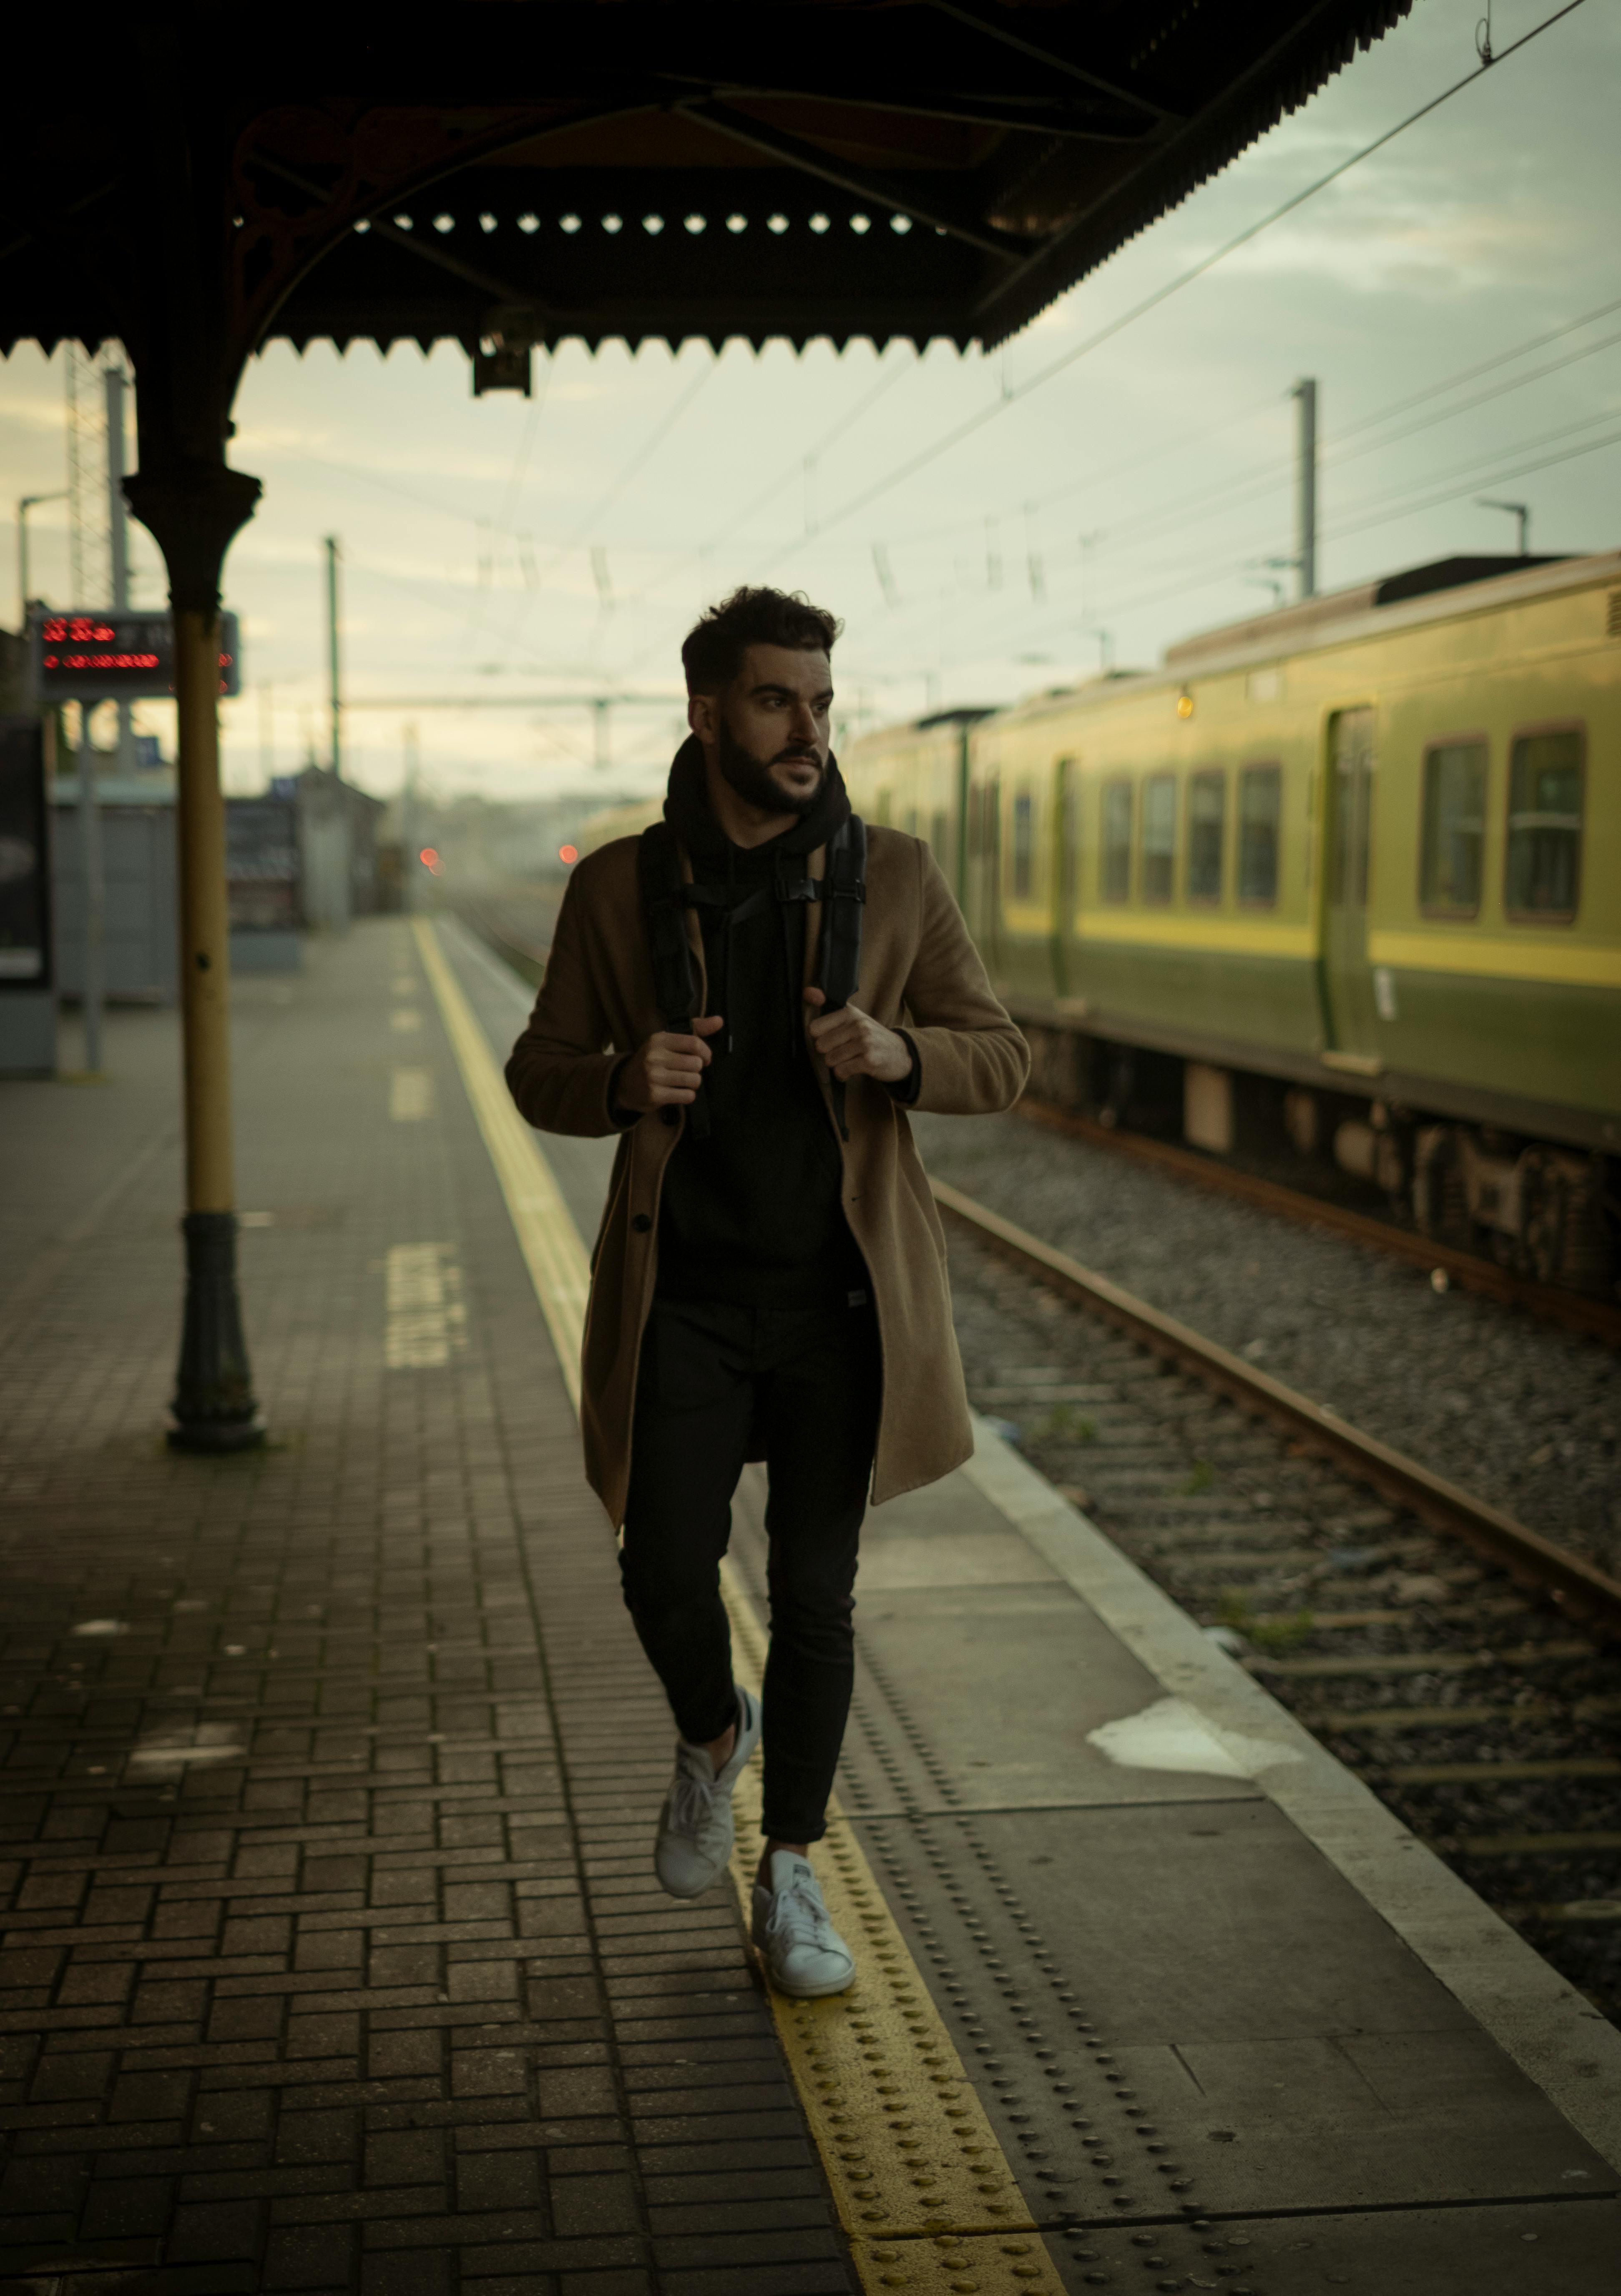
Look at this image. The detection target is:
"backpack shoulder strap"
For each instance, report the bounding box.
[637,821,699,1027]
[816,816,866,1144]
[637,821,711,1135]
[817,813,866,1013]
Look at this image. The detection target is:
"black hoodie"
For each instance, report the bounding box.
[651,738,872,1308]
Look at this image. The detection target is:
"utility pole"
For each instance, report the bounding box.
[401,723,419,914]
[324,535,342,780]
[1292,378,1317,600]
[76,701,105,1075]
[16,491,68,624]
[592,697,611,773]
[104,365,137,775]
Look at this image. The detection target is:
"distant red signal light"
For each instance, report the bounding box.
[419,846,440,871]
[558,843,578,865]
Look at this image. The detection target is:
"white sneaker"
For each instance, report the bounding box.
[751,1850,856,1998]
[653,1685,761,1899]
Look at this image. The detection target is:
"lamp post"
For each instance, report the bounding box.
[1478,498,1530,557]
[16,490,68,624]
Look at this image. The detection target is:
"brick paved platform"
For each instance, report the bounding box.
[0,923,853,2296]
[6,916,1619,2296]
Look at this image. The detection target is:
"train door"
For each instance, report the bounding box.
[972,774,1002,976]
[1321,707,1381,1060]
[1051,755,1079,997]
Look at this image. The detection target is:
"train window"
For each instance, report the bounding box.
[1420,740,1487,915]
[1187,771,1226,901]
[1237,764,1282,905]
[1011,790,1035,901]
[1505,727,1583,920]
[1102,779,1132,901]
[1141,774,1176,903]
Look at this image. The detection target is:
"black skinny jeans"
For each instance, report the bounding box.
[618,1296,881,1843]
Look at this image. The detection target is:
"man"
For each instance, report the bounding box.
[506,587,1028,1997]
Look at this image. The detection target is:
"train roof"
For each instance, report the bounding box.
[1161,549,1621,676]
[852,550,1621,750]
[973,549,1621,731]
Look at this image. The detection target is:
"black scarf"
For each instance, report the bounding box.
[659,734,850,1059]
[662,733,850,862]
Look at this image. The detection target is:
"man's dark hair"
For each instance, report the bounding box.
[681,586,842,695]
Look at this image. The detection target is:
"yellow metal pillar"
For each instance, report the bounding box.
[174,607,234,1211]
[126,462,264,1449]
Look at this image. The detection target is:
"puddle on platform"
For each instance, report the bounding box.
[126,1724,246,1777]
[1088,1694,1304,1779]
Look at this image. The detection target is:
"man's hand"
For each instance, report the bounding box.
[616,1015,724,1112]
[804,988,913,1084]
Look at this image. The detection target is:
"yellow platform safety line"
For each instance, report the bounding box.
[414,917,1063,2296]
[415,919,588,1410]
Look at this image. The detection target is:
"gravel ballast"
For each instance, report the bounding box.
[912,1107,1621,1580]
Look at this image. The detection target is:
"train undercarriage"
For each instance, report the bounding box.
[1016,1022,1621,1302]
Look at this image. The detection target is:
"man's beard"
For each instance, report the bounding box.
[715,714,825,817]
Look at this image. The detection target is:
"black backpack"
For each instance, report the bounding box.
[637,815,867,1139]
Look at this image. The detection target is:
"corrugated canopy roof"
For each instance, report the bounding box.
[2,1,1410,379]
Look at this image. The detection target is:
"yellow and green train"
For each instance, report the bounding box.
[843,551,1621,1296]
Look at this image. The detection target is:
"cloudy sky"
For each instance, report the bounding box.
[2,0,1616,808]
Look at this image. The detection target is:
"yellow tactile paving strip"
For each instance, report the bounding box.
[418,917,1065,2296]
[720,1586,1049,2252]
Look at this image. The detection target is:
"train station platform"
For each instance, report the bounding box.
[0,914,1617,2296]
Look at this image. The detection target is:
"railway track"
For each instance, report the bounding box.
[455,899,554,989]
[468,894,1621,1353]
[1014,1096,1621,1352]
[931,1175,1621,2028]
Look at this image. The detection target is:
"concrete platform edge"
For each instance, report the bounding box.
[958,1412,1621,2173]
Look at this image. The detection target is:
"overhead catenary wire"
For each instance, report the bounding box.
[240,0,1588,725]
[324,367,1619,695]
[922,408,1621,672]
[529,351,717,586]
[833,355,1621,685]
[246,0,1600,721]
[873,297,1621,567]
[829,306,1621,668]
[741,0,1591,574]
[268,279,1618,680]
[605,348,920,653]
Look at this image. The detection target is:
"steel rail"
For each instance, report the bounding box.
[1015,1097,1621,1352]
[460,904,550,985]
[929,1174,1621,1639]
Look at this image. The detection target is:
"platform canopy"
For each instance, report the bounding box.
[4,0,1409,388]
[0,0,1413,1457]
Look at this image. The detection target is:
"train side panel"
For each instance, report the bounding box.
[1351,582,1621,1125]
[968,673,1324,1060]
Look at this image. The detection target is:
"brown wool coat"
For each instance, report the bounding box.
[504,824,1030,1526]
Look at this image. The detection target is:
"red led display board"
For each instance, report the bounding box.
[32,610,241,701]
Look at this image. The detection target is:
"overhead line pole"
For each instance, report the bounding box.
[1292,377,1317,601]
[325,535,342,780]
